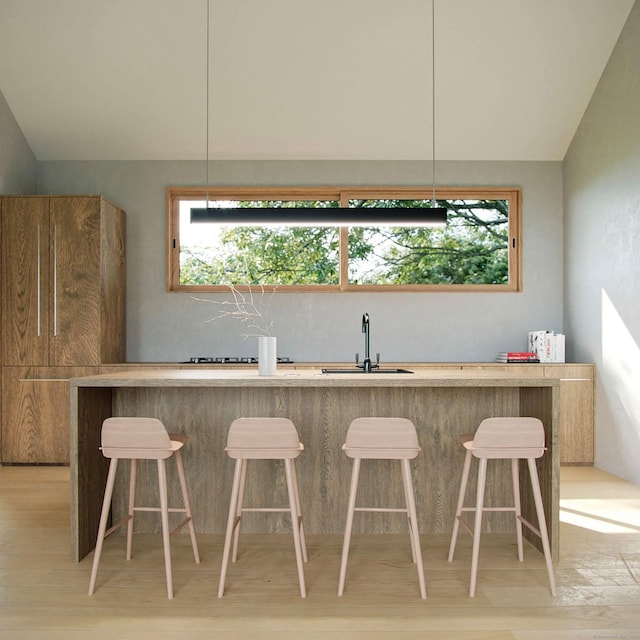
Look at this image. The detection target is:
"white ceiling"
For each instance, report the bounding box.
[0,0,634,162]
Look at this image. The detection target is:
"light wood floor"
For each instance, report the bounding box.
[1,465,639,639]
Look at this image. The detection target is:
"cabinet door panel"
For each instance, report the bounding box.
[1,197,50,365]
[1,366,97,463]
[50,198,101,365]
[545,365,595,465]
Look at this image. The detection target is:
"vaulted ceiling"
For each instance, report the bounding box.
[0,0,634,162]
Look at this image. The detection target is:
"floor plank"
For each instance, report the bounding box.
[0,465,639,639]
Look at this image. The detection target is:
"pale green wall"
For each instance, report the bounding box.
[38,158,564,364]
[564,0,640,484]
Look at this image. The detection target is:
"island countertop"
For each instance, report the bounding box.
[70,366,562,388]
[70,367,561,563]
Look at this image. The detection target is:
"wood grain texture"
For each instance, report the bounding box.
[1,196,50,366]
[0,195,126,463]
[1,366,98,463]
[95,360,595,466]
[70,386,113,562]
[6,465,640,639]
[1,195,126,367]
[551,365,595,464]
[49,196,126,366]
[71,369,561,562]
[49,197,102,365]
[98,198,126,363]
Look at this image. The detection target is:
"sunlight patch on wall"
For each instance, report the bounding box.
[601,289,640,437]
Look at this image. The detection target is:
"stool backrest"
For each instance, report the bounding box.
[471,417,545,458]
[101,417,174,459]
[227,417,301,450]
[345,417,419,450]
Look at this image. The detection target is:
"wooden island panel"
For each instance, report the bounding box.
[70,369,561,563]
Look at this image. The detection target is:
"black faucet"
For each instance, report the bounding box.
[356,313,379,372]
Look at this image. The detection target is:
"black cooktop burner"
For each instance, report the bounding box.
[183,356,293,364]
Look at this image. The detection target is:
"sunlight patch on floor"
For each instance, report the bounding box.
[560,466,640,534]
[560,498,640,533]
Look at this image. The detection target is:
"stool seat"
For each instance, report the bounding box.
[448,417,556,597]
[218,417,307,598]
[168,432,189,446]
[88,417,200,599]
[338,417,426,599]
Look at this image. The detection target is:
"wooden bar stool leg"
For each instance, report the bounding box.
[231,458,248,563]
[338,457,361,596]
[527,458,557,596]
[400,460,417,563]
[126,458,137,561]
[291,459,308,562]
[511,458,524,561]
[285,458,307,598]
[448,449,472,562]
[218,458,244,598]
[174,449,200,564]
[157,459,174,599]
[88,458,119,595]
[401,459,427,599]
[470,457,488,597]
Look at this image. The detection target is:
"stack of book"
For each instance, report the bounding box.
[528,330,566,363]
[495,352,540,363]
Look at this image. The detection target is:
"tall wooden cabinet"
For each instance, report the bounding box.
[1,196,125,463]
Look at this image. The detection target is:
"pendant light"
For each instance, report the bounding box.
[192,0,446,227]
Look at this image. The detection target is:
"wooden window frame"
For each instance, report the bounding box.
[167,186,522,293]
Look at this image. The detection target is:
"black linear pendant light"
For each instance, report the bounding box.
[192,0,447,227]
[190,206,446,226]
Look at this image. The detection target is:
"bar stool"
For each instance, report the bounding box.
[88,417,200,599]
[338,417,426,599]
[217,417,307,598]
[448,417,556,597]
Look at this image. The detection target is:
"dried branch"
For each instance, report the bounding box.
[193,284,275,338]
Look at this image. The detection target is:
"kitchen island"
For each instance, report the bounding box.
[70,368,560,562]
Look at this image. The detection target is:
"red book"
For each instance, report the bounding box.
[496,352,540,362]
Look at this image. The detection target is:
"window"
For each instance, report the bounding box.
[167,186,521,292]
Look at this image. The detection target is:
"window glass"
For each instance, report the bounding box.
[347,198,509,285]
[178,199,339,286]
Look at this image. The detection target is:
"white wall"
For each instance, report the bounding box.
[564,0,640,484]
[0,88,36,193]
[38,159,564,364]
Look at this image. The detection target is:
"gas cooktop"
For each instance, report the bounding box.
[182,356,293,364]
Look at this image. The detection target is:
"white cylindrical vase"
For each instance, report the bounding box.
[258,336,277,376]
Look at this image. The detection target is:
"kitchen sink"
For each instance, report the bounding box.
[321,368,414,374]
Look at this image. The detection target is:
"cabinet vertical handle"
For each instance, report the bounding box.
[37,225,41,337]
[53,224,58,336]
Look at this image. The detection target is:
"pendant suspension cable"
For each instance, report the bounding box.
[431,0,437,208]
[205,0,210,209]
